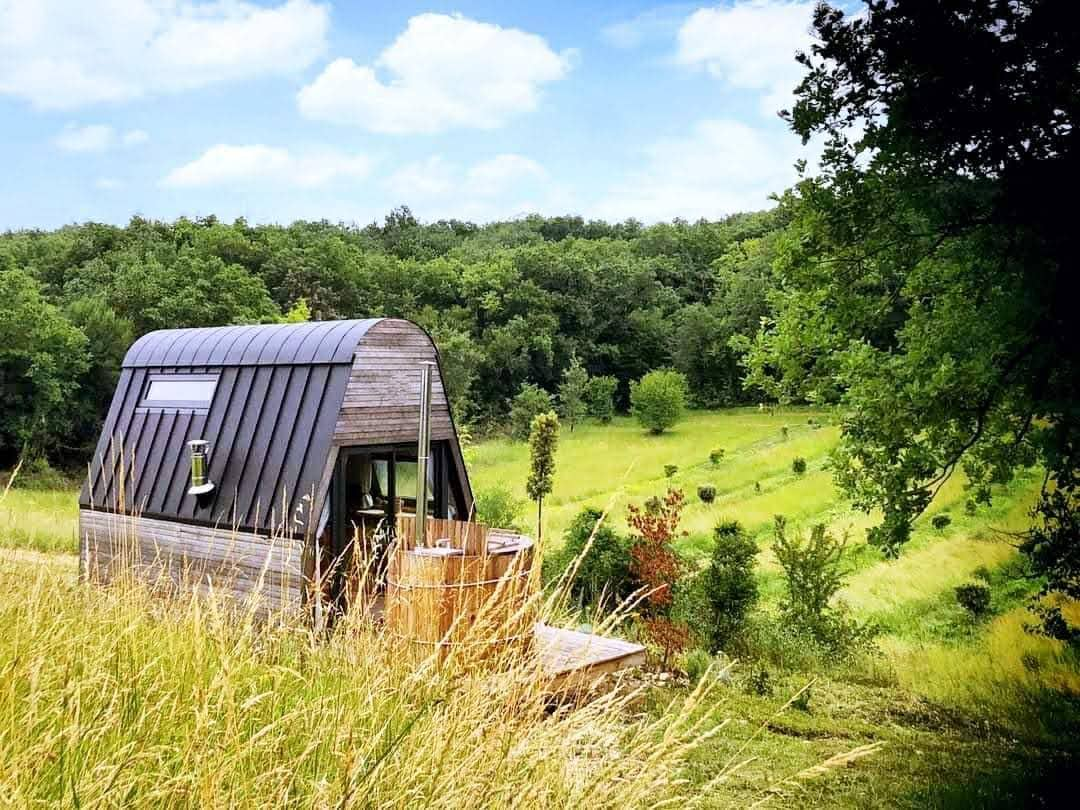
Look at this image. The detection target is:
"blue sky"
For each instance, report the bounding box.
[0,0,834,228]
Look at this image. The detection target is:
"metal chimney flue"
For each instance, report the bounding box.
[415,362,435,547]
[187,439,215,496]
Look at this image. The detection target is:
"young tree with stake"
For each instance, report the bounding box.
[526,411,559,546]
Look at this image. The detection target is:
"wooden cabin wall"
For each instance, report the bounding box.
[79,509,305,614]
[333,319,456,446]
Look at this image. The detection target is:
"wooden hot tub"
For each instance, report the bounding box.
[386,520,536,662]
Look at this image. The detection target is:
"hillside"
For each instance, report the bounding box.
[3,408,1077,806]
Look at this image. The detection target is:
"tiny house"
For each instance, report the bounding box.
[80,318,645,684]
[79,318,473,613]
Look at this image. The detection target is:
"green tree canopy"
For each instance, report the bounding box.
[630,369,689,435]
[0,270,89,463]
[745,1,1079,632]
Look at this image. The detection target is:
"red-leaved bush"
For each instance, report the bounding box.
[641,616,692,669]
[627,489,691,664]
[627,488,687,612]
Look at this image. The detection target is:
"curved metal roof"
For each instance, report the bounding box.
[123,318,382,368]
[82,318,387,535]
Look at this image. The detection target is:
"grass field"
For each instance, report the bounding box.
[2,407,1078,807]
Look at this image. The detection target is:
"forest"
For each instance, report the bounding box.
[0,205,783,465]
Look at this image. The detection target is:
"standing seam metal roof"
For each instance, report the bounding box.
[80,319,382,536]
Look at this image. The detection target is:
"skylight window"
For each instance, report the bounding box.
[142,375,218,408]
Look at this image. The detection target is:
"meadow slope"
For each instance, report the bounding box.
[2,407,1078,807]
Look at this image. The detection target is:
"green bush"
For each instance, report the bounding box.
[709,448,725,465]
[931,514,952,531]
[791,457,807,475]
[630,369,688,434]
[780,425,789,441]
[584,375,618,423]
[955,582,992,618]
[664,464,678,478]
[972,565,992,583]
[474,485,525,532]
[746,667,772,697]
[681,648,713,685]
[508,383,554,441]
[542,508,633,607]
[704,520,759,652]
[10,456,70,491]
[772,517,877,660]
[791,683,813,712]
[697,485,716,503]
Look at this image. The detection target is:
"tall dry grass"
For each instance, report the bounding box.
[0,469,734,809]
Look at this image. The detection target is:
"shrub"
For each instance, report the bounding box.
[697,485,716,503]
[772,517,877,660]
[955,582,992,618]
[474,485,526,532]
[671,570,710,645]
[584,374,618,423]
[704,521,760,652]
[10,456,69,491]
[557,355,589,432]
[791,683,813,712]
[931,514,952,531]
[630,369,688,434]
[709,448,725,465]
[754,481,762,494]
[747,667,772,697]
[972,565,992,583]
[681,648,713,685]
[642,616,692,669]
[791,457,807,476]
[644,495,663,514]
[664,464,678,478]
[740,613,832,672]
[628,489,691,667]
[780,425,789,441]
[543,508,633,607]
[508,383,554,441]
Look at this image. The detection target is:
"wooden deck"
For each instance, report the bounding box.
[535,624,647,690]
[366,595,646,687]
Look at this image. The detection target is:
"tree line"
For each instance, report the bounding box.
[0,206,785,468]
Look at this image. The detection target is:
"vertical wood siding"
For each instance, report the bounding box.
[333,319,456,445]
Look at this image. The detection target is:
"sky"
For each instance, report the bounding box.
[0,0,839,229]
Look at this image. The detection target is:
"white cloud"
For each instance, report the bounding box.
[162,144,371,190]
[53,124,115,153]
[465,154,546,196]
[0,0,328,109]
[298,13,572,134]
[122,129,149,146]
[595,118,816,222]
[95,177,122,190]
[383,153,557,221]
[386,153,547,200]
[676,0,815,116]
[53,123,149,152]
[385,156,457,199]
[602,5,690,49]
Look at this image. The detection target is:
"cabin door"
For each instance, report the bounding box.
[329,445,446,612]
